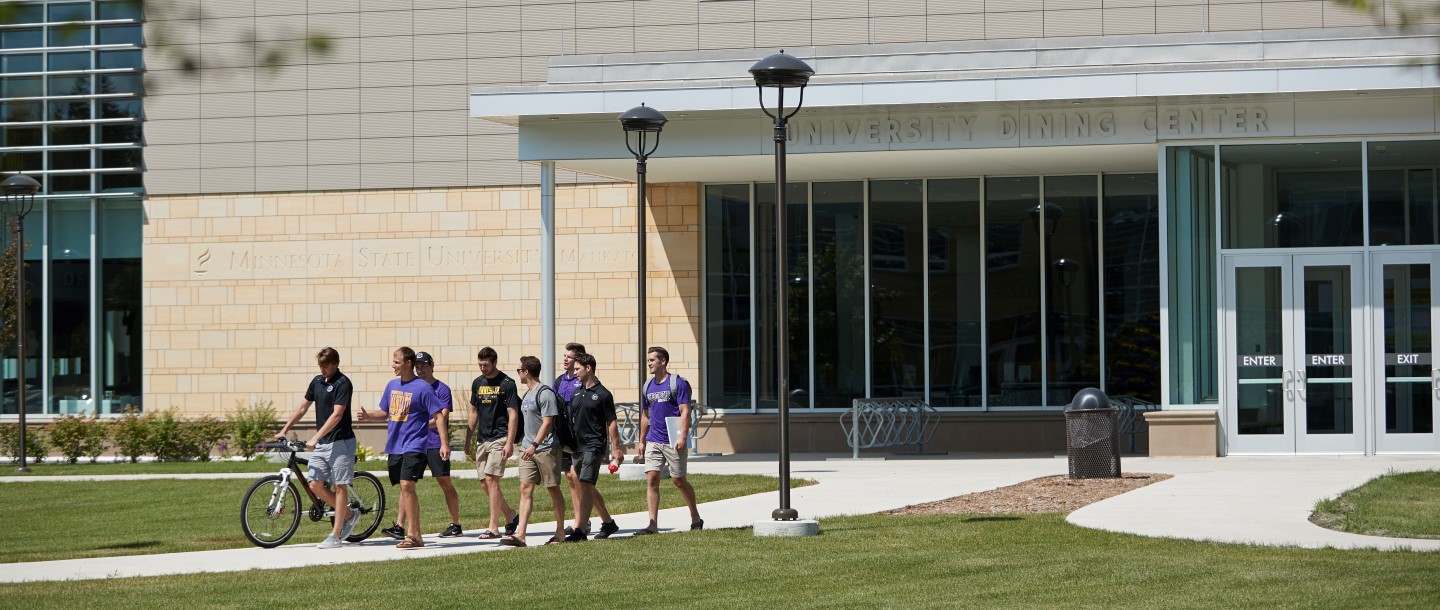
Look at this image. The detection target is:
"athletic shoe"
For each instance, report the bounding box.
[317,534,342,549]
[563,526,574,536]
[690,519,705,531]
[339,504,362,540]
[594,521,619,539]
[439,523,464,538]
[564,529,588,542]
[382,524,406,540]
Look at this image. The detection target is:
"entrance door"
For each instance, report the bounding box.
[1224,254,1365,454]
[1372,252,1440,453]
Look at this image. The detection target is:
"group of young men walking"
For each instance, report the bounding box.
[275,343,703,549]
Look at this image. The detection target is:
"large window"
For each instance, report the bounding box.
[703,174,1159,410]
[1,1,145,415]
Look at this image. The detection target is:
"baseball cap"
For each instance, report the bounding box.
[414,351,435,365]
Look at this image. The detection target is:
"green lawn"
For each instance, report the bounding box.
[2,459,392,476]
[3,513,1437,608]
[1313,470,1440,539]
[0,473,803,563]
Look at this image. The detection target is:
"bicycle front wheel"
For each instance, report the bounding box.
[345,471,386,542]
[241,474,302,548]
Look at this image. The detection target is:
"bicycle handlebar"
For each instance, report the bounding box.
[259,440,304,452]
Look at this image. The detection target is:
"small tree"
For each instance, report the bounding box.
[81,415,110,463]
[23,426,47,464]
[47,414,89,464]
[111,407,150,463]
[0,423,18,463]
[177,415,230,461]
[228,399,277,460]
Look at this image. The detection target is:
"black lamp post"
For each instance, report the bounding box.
[3,173,40,473]
[620,104,667,405]
[750,50,814,522]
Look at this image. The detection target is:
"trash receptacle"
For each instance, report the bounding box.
[1065,387,1121,479]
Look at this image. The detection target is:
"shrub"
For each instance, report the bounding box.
[0,423,18,462]
[355,444,376,461]
[111,407,151,463]
[178,415,231,461]
[228,399,277,460]
[146,409,185,461]
[81,416,109,463]
[24,426,48,464]
[47,414,90,464]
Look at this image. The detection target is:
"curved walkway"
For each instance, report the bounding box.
[2,453,1438,583]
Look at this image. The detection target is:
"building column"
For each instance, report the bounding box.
[541,161,556,379]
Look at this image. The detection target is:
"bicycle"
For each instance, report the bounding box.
[240,440,386,548]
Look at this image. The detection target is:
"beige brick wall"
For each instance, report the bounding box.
[142,182,700,417]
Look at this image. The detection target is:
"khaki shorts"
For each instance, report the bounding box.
[644,441,687,479]
[518,446,562,488]
[476,439,508,478]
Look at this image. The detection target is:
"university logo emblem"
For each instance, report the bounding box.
[194,248,210,276]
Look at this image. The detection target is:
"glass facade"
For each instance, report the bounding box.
[703,174,1161,410]
[1,1,144,415]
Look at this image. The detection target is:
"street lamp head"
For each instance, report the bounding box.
[1,174,41,197]
[619,104,668,133]
[749,50,814,89]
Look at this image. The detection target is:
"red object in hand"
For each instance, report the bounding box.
[608,461,619,474]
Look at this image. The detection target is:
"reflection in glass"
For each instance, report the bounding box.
[987,177,1042,406]
[869,180,924,398]
[704,185,752,409]
[0,227,42,415]
[1221,142,1363,249]
[1302,266,1353,434]
[754,183,809,408]
[811,182,865,407]
[1104,174,1161,403]
[1044,176,1100,406]
[1384,264,1434,434]
[49,200,92,414]
[1369,140,1440,246]
[928,179,982,407]
[1167,145,1218,404]
[1236,266,1285,435]
[101,201,143,413]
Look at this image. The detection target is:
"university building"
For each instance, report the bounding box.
[4,1,1440,455]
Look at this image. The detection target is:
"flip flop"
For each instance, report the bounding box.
[632,528,658,536]
[396,538,425,549]
[543,537,565,545]
[499,535,526,547]
[475,529,500,540]
[504,514,520,536]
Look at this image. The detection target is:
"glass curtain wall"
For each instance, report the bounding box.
[704,174,1159,410]
[1,1,145,415]
[1166,146,1219,404]
[1368,140,1440,246]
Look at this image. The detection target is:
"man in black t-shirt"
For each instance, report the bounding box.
[464,346,521,539]
[275,347,358,549]
[563,352,624,542]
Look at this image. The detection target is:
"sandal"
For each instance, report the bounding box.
[475,529,500,540]
[396,537,425,549]
[499,535,526,547]
[543,537,565,545]
[504,514,520,537]
[632,528,658,536]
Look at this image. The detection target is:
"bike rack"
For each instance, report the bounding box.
[839,398,943,459]
[617,402,717,455]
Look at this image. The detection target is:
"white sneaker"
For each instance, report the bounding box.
[339,503,362,540]
[317,534,342,549]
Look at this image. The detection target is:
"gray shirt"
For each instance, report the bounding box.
[520,384,559,451]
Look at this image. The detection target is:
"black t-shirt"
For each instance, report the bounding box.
[566,381,616,453]
[304,371,354,444]
[470,372,520,442]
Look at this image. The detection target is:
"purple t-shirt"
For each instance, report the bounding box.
[643,374,691,445]
[379,376,444,456]
[424,379,453,450]
[552,372,582,402]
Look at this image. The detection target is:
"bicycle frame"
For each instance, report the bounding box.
[268,443,346,522]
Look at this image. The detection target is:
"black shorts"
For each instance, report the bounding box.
[561,450,573,473]
[572,450,605,485]
[388,452,427,486]
[425,447,451,477]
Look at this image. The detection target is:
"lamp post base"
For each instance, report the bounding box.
[15,466,31,473]
[754,519,819,537]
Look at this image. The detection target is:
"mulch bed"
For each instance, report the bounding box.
[887,473,1173,516]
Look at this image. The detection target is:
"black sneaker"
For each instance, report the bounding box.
[690,519,705,531]
[564,529,588,542]
[382,524,406,540]
[439,523,463,538]
[564,526,574,536]
[594,521,619,539]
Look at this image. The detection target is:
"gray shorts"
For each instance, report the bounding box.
[644,441,687,479]
[308,437,356,485]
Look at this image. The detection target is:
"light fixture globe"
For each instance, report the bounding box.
[749,51,814,89]
[619,104,668,133]
[1,174,41,196]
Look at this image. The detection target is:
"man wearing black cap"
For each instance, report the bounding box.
[381,351,464,539]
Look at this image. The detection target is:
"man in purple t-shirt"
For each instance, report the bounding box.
[634,346,702,535]
[382,351,464,541]
[357,346,445,549]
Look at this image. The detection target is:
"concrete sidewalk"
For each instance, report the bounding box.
[3,453,1438,583]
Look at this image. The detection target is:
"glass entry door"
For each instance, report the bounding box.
[1224,254,1365,454]
[1372,252,1440,453]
